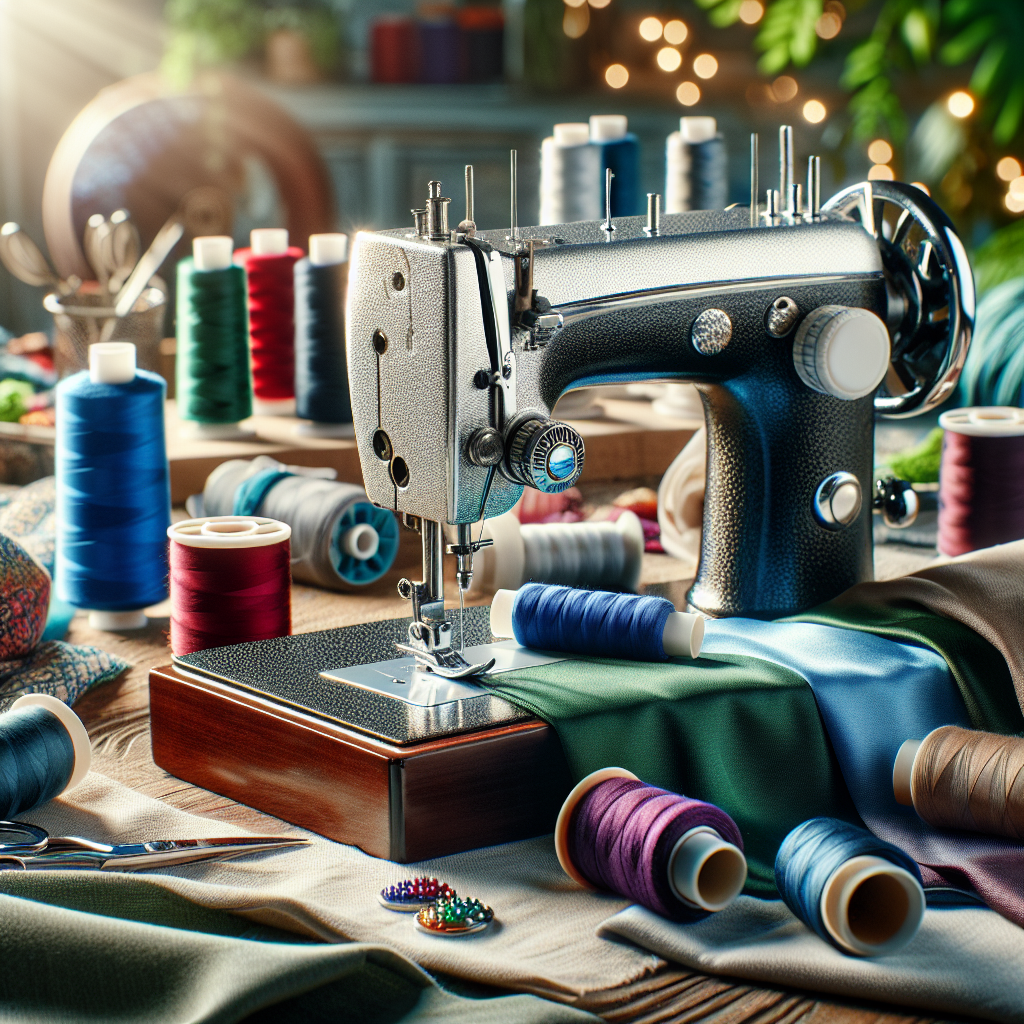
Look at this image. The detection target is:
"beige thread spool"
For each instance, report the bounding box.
[893,725,1024,840]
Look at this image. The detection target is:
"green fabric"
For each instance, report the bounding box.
[486,653,862,897]
[0,873,598,1024]
[789,601,1024,737]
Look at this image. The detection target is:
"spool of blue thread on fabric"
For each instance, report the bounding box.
[499,583,704,661]
[294,233,353,438]
[666,116,729,213]
[0,694,91,818]
[55,342,170,630]
[775,817,925,957]
[590,115,642,217]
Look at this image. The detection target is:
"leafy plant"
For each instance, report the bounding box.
[162,0,262,86]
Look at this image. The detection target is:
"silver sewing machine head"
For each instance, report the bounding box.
[346,131,973,677]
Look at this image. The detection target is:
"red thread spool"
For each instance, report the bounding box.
[370,15,419,83]
[168,516,292,656]
[937,407,1024,557]
[236,229,304,410]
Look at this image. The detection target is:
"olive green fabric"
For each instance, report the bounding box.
[487,653,862,897]
[0,873,599,1024]
[788,600,1024,736]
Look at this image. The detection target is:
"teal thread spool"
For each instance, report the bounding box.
[176,236,253,440]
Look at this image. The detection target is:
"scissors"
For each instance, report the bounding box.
[0,821,308,871]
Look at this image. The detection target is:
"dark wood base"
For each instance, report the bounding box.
[149,664,572,862]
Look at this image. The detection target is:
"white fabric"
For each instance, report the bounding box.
[599,897,1024,1023]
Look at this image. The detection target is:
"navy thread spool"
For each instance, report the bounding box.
[666,116,729,213]
[467,510,645,594]
[55,341,170,631]
[198,456,398,590]
[176,236,254,442]
[489,583,704,660]
[936,407,1024,557]
[295,233,352,438]
[540,123,603,225]
[775,818,925,957]
[0,694,91,818]
[554,767,747,920]
[591,115,642,217]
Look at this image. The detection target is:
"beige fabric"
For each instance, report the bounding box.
[600,898,1024,1024]
[831,539,1024,705]
[30,773,661,1001]
[656,426,705,571]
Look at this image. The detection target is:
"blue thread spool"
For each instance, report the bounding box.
[666,116,729,213]
[775,818,925,957]
[0,694,91,819]
[489,583,704,661]
[591,115,642,217]
[295,233,352,438]
[55,342,170,630]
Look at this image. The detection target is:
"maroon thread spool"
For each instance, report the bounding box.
[937,407,1024,557]
[370,15,419,84]
[168,516,292,656]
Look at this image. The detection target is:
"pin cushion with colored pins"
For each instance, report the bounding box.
[415,895,494,936]
[378,877,454,912]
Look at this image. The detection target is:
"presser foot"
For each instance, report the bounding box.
[395,619,495,679]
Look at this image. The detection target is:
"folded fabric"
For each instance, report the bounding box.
[0,876,598,1024]
[484,641,861,895]
[18,773,662,1002]
[0,474,55,574]
[823,539,1024,708]
[599,898,1024,1024]
[702,618,1024,927]
[0,530,127,705]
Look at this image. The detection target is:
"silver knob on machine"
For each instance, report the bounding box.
[814,472,863,530]
[502,413,585,493]
[792,305,890,400]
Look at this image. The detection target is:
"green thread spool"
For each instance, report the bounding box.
[176,236,253,440]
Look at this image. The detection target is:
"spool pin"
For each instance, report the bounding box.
[490,588,704,659]
[555,768,746,913]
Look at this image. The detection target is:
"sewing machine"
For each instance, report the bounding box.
[150,131,972,860]
[346,134,973,680]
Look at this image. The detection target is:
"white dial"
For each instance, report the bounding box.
[792,305,891,400]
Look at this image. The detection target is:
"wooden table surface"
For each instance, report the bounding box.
[70,526,947,1024]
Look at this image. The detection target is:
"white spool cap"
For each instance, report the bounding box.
[251,228,289,255]
[89,342,135,384]
[89,609,147,630]
[193,235,233,271]
[938,406,1024,437]
[681,116,718,143]
[793,305,891,401]
[341,522,379,561]
[169,515,291,549]
[590,114,628,142]
[553,122,591,147]
[892,738,923,807]
[820,855,925,957]
[309,233,349,267]
[11,693,92,793]
[668,827,747,911]
[489,588,704,659]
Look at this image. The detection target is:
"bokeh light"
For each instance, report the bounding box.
[910,182,931,195]
[1010,175,1024,197]
[1005,192,1024,213]
[771,75,798,102]
[676,81,701,106]
[868,164,895,181]
[947,91,975,118]
[803,100,826,123]
[738,1,764,24]
[588,0,612,8]
[996,157,1022,182]
[693,53,718,79]
[663,19,688,44]
[605,63,629,88]
[657,47,683,72]
[867,139,893,165]
[638,17,662,41]
[815,12,841,38]
[563,4,589,37]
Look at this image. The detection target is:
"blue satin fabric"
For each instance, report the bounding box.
[702,619,1024,922]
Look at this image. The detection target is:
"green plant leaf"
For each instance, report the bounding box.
[994,78,1024,143]
[969,38,1007,96]
[901,8,932,63]
[708,0,746,28]
[939,15,998,64]
[974,221,1024,294]
[755,0,823,72]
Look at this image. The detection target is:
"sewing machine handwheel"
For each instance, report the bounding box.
[821,181,974,418]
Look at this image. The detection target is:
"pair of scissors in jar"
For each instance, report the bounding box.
[0,821,308,871]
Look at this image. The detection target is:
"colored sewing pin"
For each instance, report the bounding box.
[415,894,494,936]
[378,876,454,912]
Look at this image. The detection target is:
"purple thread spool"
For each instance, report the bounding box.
[554,768,747,920]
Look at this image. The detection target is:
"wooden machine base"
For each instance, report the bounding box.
[149,664,573,862]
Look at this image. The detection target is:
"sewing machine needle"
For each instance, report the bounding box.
[459,585,465,653]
